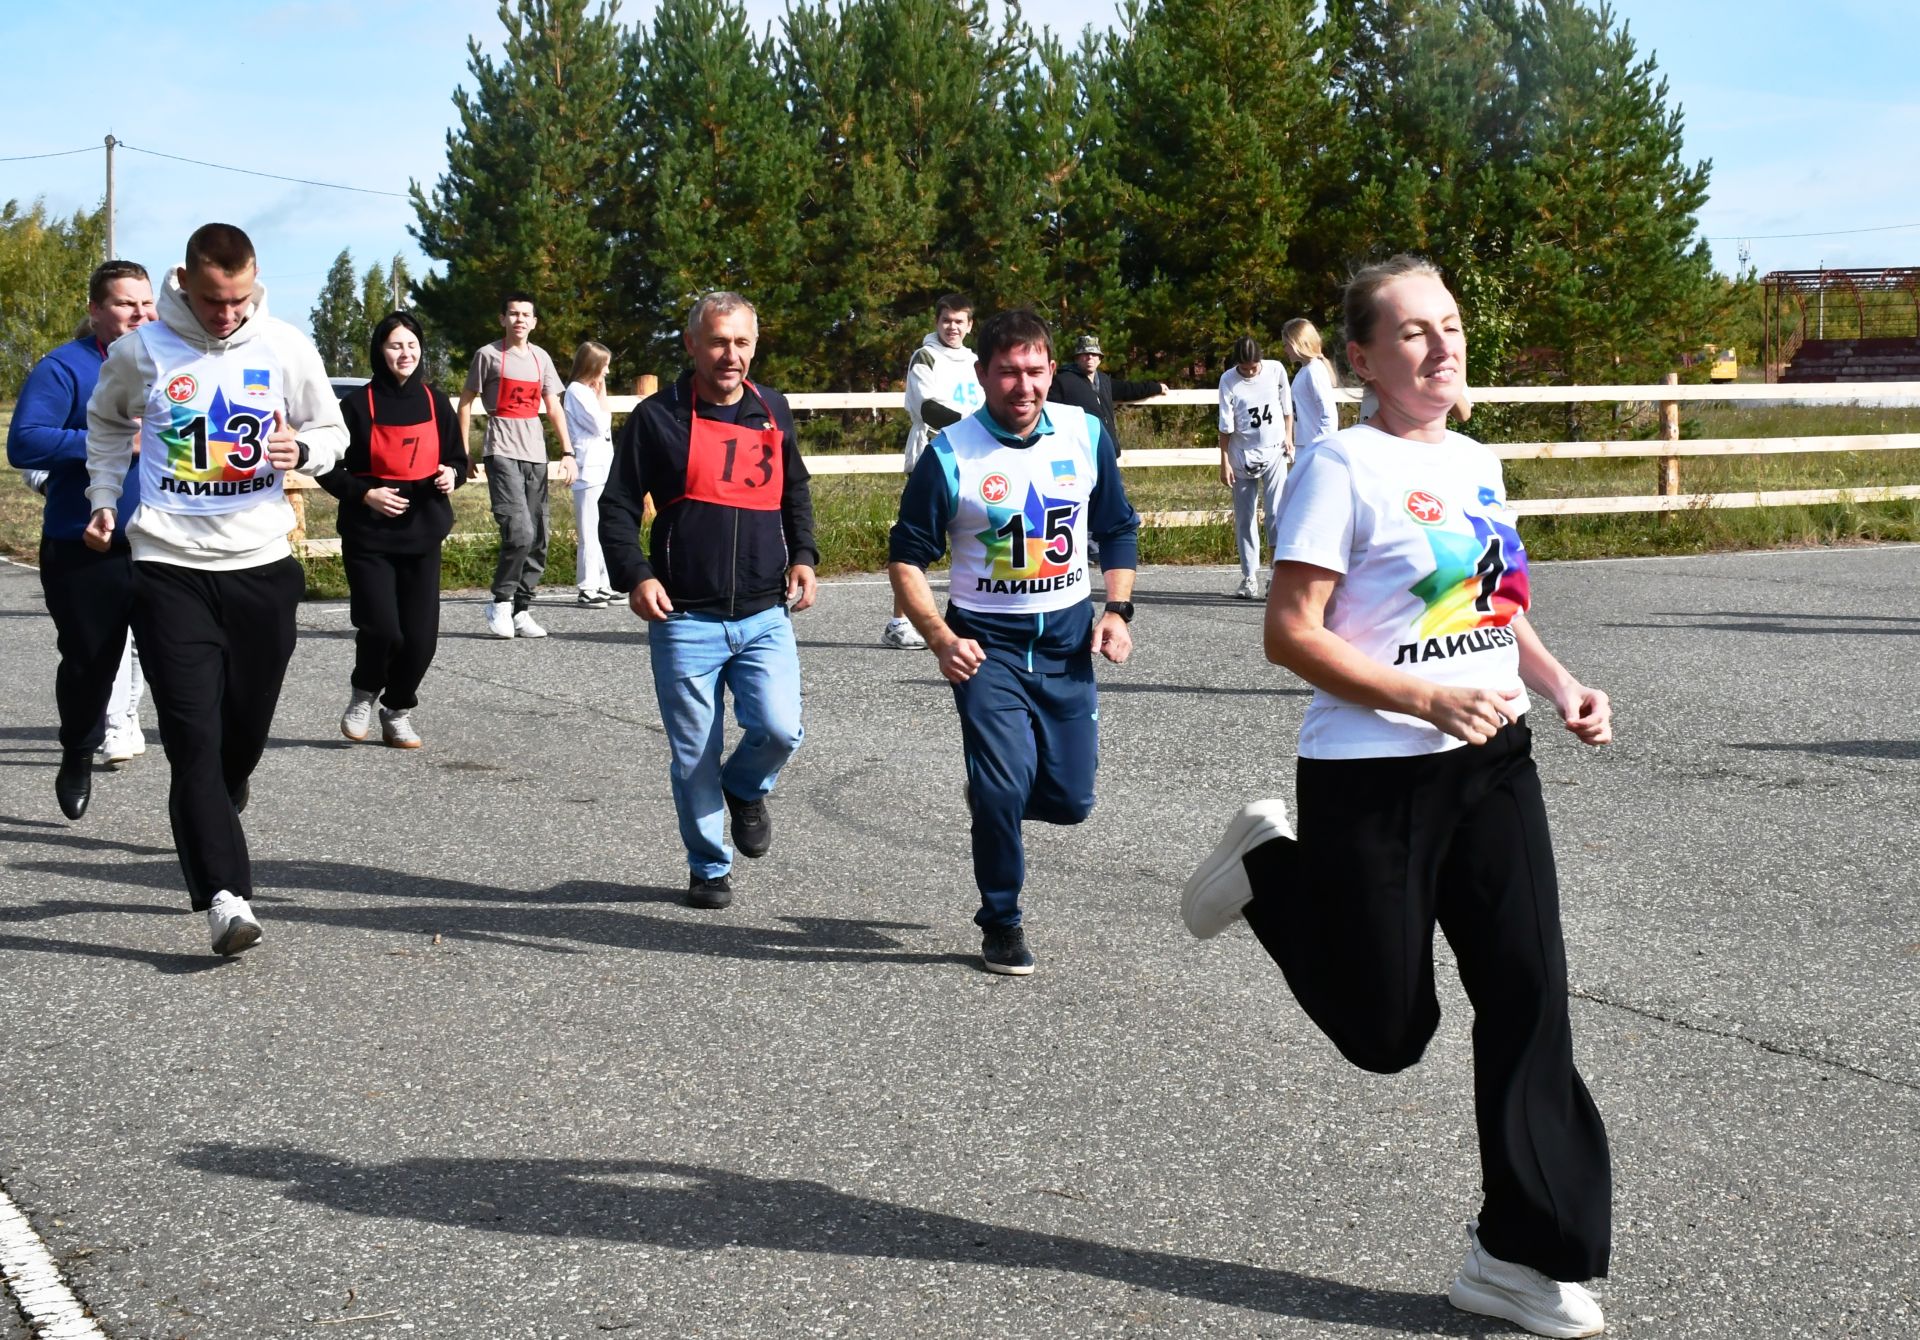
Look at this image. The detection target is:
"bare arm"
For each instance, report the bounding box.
[457,391,478,477]
[1217,431,1234,486]
[545,391,576,484]
[1513,613,1612,745]
[888,561,984,683]
[1265,560,1521,746]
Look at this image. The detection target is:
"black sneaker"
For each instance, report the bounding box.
[55,750,92,821]
[724,789,772,859]
[981,926,1035,976]
[687,872,733,910]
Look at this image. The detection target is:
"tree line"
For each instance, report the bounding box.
[408,0,1739,406]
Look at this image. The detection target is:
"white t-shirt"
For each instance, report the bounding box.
[563,381,613,490]
[1291,358,1339,449]
[1217,360,1291,471]
[1273,424,1531,759]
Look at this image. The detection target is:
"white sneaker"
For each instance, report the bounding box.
[513,609,549,638]
[1233,578,1260,600]
[881,617,926,649]
[340,688,378,741]
[1180,799,1293,938]
[380,708,423,749]
[100,725,146,768]
[206,889,262,956]
[1448,1224,1605,1338]
[485,601,515,639]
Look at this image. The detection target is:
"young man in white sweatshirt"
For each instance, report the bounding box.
[85,222,346,956]
[884,294,982,649]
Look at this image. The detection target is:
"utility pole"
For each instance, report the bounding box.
[103,134,117,260]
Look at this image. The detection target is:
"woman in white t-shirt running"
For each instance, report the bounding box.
[564,342,616,607]
[1180,256,1615,1339]
[1216,335,1292,600]
[1281,317,1341,449]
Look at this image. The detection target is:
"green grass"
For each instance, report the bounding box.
[5,400,1920,597]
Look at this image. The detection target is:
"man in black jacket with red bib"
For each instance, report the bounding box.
[600,291,817,909]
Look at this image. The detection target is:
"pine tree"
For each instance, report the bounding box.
[411,0,626,368]
[309,248,363,378]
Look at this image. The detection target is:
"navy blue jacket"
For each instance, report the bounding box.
[889,406,1140,674]
[7,335,143,539]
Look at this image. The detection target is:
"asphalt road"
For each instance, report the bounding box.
[1,547,1915,1339]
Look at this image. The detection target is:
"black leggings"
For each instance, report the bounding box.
[38,536,135,754]
[130,557,303,910]
[1243,720,1611,1282]
[344,545,442,711]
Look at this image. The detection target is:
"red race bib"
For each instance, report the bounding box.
[365,387,439,481]
[683,390,784,511]
[493,344,542,419]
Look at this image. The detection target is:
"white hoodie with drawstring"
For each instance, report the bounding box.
[902,333,983,474]
[85,272,347,569]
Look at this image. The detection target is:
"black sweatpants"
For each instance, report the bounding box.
[130,557,303,910]
[343,545,442,711]
[38,535,135,754]
[1242,720,1611,1282]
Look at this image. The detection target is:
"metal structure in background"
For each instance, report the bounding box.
[1762,268,1920,382]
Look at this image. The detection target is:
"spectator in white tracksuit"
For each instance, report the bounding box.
[1217,335,1293,600]
[564,342,615,607]
[884,293,983,649]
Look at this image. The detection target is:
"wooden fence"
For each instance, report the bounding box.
[288,378,1920,553]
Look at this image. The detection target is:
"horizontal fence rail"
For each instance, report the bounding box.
[290,379,1920,550]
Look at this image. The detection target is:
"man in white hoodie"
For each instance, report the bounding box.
[884,294,981,649]
[85,222,346,956]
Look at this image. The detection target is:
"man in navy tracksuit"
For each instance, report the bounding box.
[599,291,818,911]
[888,309,1142,976]
[5,259,156,820]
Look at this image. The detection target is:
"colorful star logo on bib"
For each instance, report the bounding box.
[976,481,1081,580]
[1409,511,1530,638]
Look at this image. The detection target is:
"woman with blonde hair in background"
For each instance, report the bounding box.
[565,341,616,607]
[1281,317,1341,450]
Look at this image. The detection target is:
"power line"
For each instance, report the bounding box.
[118,144,408,198]
[1706,220,1920,242]
[0,145,100,163]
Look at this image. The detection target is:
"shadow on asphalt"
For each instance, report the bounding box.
[1606,615,1920,636]
[0,931,229,975]
[900,678,1306,699]
[176,1144,1481,1333]
[1731,739,1920,760]
[7,858,979,971]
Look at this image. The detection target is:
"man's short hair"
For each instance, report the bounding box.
[89,259,150,307]
[184,224,256,275]
[501,291,538,316]
[935,293,973,319]
[685,291,758,339]
[974,309,1053,367]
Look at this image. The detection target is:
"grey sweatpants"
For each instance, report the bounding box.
[487,456,549,609]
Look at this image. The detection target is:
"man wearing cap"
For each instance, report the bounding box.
[1048,334,1167,461]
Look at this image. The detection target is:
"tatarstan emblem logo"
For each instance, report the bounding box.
[165,374,198,404]
[1405,490,1446,525]
[980,473,1011,504]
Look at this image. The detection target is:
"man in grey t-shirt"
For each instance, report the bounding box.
[458,292,575,639]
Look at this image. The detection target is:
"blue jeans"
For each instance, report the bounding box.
[648,605,804,878]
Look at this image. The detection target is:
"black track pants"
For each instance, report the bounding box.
[1242,721,1612,1282]
[38,536,135,754]
[130,557,303,909]
[344,545,442,711]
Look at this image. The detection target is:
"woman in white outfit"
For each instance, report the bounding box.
[1216,335,1292,600]
[564,342,616,607]
[1281,318,1341,450]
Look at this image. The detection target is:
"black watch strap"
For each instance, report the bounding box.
[1104,600,1135,623]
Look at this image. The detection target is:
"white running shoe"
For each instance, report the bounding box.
[512,609,549,639]
[1233,578,1260,600]
[1448,1224,1605,1338]
[99,725,146,768]
[1180,799,1293,938]
[380,708,423,749]
[881,617,926,650]
[485,601,516,639]
[340,688,378,741]
[206,889,262,956]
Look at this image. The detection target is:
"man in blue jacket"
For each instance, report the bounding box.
[599,291,818,911]
[888,309,1142,976]
[6,259,156,820]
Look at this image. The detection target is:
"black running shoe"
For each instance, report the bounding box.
[55,750,92,821]
[687,872,733,910]
[724,789,772,859]
[981,926,1035,976]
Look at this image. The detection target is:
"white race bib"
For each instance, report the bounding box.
[137,322,287,515]
[944,406,1099,616]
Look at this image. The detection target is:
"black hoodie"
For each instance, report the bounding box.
[320,355,469,555]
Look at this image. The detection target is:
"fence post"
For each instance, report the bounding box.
[1659,372,1681,499]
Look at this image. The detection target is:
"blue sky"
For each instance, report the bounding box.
[5,0,1916,342]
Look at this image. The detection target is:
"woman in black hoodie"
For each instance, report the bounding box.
[321,311,468,747]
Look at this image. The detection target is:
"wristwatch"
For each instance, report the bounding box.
[1104,601,1135,623]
